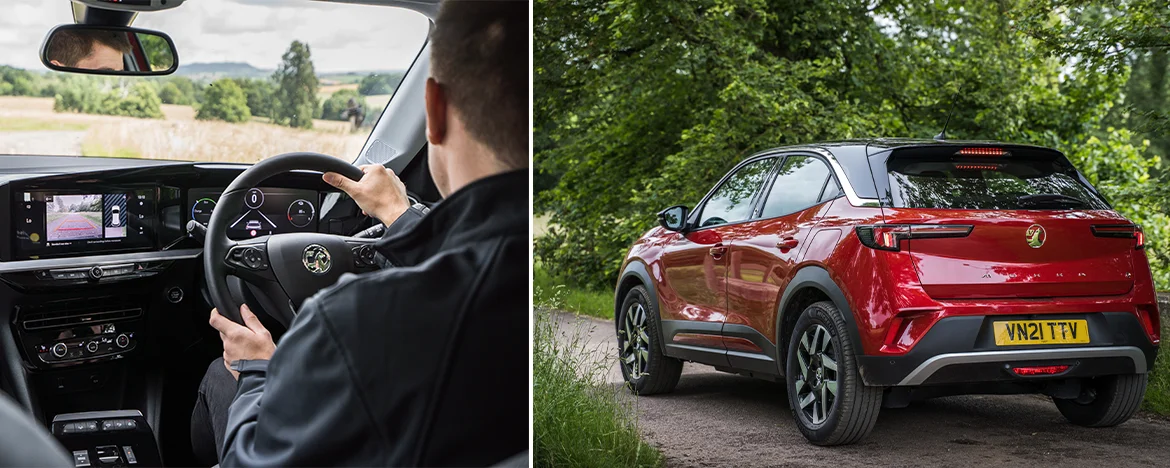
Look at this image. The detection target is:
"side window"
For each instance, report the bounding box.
[760,156,831,218]
[697,158,776,227]
[819,175,843,202]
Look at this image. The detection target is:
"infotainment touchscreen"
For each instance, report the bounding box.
[15,190,156,259]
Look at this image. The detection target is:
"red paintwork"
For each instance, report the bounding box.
[618,187,1161,363]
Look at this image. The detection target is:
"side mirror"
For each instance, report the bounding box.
[41,24,178,76]
[657,205,689,232]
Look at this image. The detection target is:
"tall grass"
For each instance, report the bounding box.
[533,306,663,468]
[534,262,614,320]
[1143,319,1170,415]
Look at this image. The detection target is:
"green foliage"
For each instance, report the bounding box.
[271,40,319,129]
[320,88,366,121]
[53,77,163,119]
[233,78,276,119]
[535,0,1170,290]
[357,73,399,95]
[157,82,188,105]
[533,309,662,468]
[0,66,42,96]
[534,262,614,320]
[196,78,251,123]
[1143,317,1170,415]
[138,34,174,72]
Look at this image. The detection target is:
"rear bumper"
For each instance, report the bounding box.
[857,312,1158,387]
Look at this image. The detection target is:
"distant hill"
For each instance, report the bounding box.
[176,62,272,80]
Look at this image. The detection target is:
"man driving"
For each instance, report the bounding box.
[189,1,528,465]
[46,29,129,71]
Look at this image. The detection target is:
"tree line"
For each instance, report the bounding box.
[0,40,400,128]
[535,0,1170,290]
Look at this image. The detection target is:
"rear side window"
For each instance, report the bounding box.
[760,156,832,218]
[698,157,775,227]
[887,148,1110,210]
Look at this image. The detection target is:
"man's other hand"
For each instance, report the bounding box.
[209,305,276,380]
[323,164,411,224]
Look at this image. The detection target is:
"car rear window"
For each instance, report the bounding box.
[886,148,1110,210]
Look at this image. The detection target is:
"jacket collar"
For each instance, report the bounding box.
[377,169,528,267]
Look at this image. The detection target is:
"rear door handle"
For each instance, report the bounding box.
[777,237,799,251]
[709,244,727,260]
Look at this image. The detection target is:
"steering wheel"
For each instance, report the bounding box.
[204,152,381,326]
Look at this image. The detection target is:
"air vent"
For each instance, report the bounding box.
[21,308,142,331]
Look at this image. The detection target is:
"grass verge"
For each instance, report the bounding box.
[533,309,663,468]
[534,262,613,320]
[1143,320,1170,415]
[80,142,142,159]
[0,118,88,132]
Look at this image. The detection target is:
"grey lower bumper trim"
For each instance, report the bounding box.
[896,346,1148,386]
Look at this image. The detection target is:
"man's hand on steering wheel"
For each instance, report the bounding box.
[209,305,276,380]
[323,164,412,225]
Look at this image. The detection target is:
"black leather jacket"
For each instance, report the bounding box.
[220,170,529,466]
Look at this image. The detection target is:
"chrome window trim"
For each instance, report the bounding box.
[896,346,1148,386]
[0,248,202,273]
[755,146,880,208]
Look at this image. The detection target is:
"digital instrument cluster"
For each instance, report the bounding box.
[188,187,319,239]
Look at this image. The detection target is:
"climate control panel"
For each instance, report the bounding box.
[14,300,143,369]
[36,325,137,365]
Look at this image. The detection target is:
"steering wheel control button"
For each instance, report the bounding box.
[166,287,184,303]
[51,342,68,358]
[245,188,265,209]
[116,334,130,349]
[352,244,377,267]
[228,246,269,270]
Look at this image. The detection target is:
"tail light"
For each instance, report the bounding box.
[856,224,973,252]
[955,147,1010,157]
[1090,224,1144,250]
[1012,365,1070,376]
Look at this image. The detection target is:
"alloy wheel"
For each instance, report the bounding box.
[620,302,650,379]
[794,324,839,425]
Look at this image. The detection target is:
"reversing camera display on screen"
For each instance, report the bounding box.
[45,194,104,242]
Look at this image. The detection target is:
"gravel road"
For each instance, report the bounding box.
[551,311,1170,467]
[0,131,84,156]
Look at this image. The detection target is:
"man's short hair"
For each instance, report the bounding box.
[430,1,528,169]
[47,29,132,68]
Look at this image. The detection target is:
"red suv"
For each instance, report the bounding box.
[614,140,1160,446]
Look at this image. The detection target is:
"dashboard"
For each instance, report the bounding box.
[0,159,371,263]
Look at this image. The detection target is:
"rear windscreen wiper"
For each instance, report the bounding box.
[1017,194,1088,208]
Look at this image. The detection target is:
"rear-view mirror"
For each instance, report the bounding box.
[657,205,689,232]
[41,24,178,76]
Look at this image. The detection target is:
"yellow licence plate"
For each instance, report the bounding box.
[993,320,1090,346]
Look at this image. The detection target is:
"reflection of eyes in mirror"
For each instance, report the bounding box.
[43,26,177,76]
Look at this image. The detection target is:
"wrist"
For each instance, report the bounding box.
[377,201,410,224]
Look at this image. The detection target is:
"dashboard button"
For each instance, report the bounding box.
[89,266,103,279]
[166,287,184,303]
[116,334,130,349]
[51,342,68,358]
[86,341,99,353]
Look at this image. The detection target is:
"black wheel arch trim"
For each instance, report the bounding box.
[775,266,865,369]
[615,261,665,354]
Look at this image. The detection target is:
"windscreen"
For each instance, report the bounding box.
[886,148,1110,210]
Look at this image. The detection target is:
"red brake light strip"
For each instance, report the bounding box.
[956,147,1010,157]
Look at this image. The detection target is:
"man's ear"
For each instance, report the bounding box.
[425,77,448,145]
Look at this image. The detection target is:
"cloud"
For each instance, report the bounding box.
[0,0,430,73]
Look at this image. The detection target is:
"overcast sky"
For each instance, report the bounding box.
[0,0,430,73]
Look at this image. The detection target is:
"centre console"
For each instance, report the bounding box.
[53,410,162,467]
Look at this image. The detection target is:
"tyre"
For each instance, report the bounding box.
[1053,373,1147,427]
[617,285,682,395]
[785,301,882,446]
